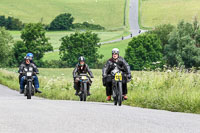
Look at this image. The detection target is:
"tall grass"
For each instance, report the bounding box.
[0,68,199,114]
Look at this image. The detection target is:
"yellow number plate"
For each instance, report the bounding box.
[115,73,122,81]
[82,76,87,80]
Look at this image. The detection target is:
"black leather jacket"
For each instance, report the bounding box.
[18,62,39,76]
[102,56,131,78]
[73,63,94,78]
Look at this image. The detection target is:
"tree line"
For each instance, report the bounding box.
[0,19,199,70]
[0,13,104,31]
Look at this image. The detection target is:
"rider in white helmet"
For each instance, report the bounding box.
[102,48,132,101]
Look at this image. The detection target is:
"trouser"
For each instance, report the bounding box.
[106,82,127,96]
[20,76,39,91]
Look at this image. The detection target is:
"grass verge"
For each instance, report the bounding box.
[0,68,199,114]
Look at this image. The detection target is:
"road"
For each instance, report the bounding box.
[0,84,200,133]
[97,0,145,45]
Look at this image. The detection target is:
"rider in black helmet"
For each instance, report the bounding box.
[73,56,94,95]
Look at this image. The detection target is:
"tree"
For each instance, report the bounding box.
[164,20,200,68]
[0,27,13,66]
[59,31,103,67]
[6,16,23,30]
[0,16,6,27]
[49,13,74,30]
[124,34,163,70]
[13,23,53,66]
[148,24,174,47]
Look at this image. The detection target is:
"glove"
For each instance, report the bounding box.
[90,75,94,78]
[127,74,132,79]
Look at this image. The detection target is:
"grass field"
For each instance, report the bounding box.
[9,30,131,50]
[140,0,200,28]
[0,0,126,29]
[0,68,199,114]
[43,38,132,61]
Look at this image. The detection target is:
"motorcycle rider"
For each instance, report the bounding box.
[102,48,132,101]
[18,56,42,94]
[73,56,94,96]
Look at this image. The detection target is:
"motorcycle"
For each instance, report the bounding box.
[111,64,123,106]
[23,67,36,99]
[77,73,90,101]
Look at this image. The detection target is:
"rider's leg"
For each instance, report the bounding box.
[122,82,128,100]
[87,83,91,95]
[33,76,42,93]
[74,78,79,95]
[20,76,25,93]
[106,82,112,101]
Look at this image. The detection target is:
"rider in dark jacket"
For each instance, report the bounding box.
[18,56,42,94]
[102,48,131,101]
[73,56,94,95]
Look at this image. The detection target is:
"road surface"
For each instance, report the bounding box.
[0,84,200,133]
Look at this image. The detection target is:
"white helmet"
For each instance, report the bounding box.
[112,48,119,54]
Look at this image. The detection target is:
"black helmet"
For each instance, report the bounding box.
[78,56,85,62]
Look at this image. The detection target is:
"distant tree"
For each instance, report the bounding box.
[125,33,163,70]
[0,16,6,27]
[59,31,103,67]
[164,20,200,68]
[6,16,23,30]
[0,27,13,66]
[49,13,74,30]
[13,23,53,66]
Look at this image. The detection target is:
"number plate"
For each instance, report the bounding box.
[115,73,122,81]
[81,76,87,80]
[27,72,32,76]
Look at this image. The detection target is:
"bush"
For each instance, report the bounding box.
[0,27,13,67]
[73,22,105,30]
[59,31,103,68]
[0,15,23,30]
[125,33,163,70]
[49,13,74,30]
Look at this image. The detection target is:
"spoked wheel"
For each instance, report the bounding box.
[118,82,123,106]
[83,83,87,101]
[27,82,32,99]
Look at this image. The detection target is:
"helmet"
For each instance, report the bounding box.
[112,48,119,54]
[26,53,33,59]
[78,56,85,62]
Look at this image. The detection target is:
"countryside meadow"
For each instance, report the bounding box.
[0,0,200,114]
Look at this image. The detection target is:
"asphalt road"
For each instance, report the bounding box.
[0,84,200,133]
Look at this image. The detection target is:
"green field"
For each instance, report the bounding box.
[43,38,132,61]
[0,0,126,29]
[9,30,130,50]
[140,0,200,28]
[0,68,199,113]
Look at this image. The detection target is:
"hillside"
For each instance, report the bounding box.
[140,0,200,28]
[0,0,125,29]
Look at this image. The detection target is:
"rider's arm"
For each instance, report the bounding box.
[102,60,110,78]
[19,64,25,74]
[73,65,78,78]
[86,64,94,78]
[32,64,39,74]
[121,58,131,75]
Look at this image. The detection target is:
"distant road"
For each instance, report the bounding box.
[100,0,145,44]
[0,84,200,133]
